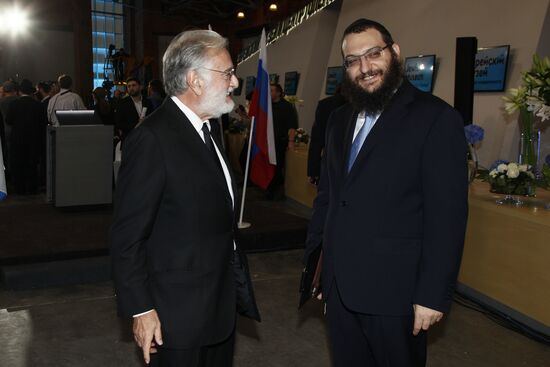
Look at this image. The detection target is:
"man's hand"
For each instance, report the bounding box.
[413,304,443,335]
[133,310,163,364]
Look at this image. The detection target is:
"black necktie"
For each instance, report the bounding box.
[202,122,223,172]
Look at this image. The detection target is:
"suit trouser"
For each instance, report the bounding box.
[326,282,427,367]
[152,330,235,367]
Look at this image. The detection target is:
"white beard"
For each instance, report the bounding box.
[198,86,235,118]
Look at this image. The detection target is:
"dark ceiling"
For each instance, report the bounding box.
[160,0,259,24]
[157,0,312,28]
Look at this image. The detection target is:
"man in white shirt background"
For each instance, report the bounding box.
[46,74,86,126]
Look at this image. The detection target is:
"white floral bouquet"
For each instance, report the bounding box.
[294,128,309,144]
[486,162,536,196]
[503,55,550,121]
[284,95,305,106]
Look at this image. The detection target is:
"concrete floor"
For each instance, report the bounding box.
[1,250,549,367]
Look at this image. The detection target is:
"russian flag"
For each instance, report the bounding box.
[0,139,6,201]
[248,29,276,190]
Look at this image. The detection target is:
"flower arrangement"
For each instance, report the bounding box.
[486,162,536,196]
[502,55,550,168]
[294,128,309,144]
[464,124,484,183]
[503,55,550,121]
[464,124,485,145]
[284,95,304,106]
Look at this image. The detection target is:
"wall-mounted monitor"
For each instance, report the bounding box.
[404,54,436,93]
[284,71,300,95]
[325,66,345,95]
[474,45,510,92]
[245,76,256,96]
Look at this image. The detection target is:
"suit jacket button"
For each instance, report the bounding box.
[341,200,347,207]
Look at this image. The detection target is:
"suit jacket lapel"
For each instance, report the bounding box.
[345,81,416,184]
[212,135,238,210]
[164,99,232,199]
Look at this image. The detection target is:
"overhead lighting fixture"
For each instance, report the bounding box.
[0,5,30,36]
[237,11,245,19]
[269,3,278,11]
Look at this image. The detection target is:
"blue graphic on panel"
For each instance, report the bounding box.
[474,45,510,92]
[404,55,436,93]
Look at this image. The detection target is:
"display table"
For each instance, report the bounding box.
[285,145,317,207]
[47,125,113,207]
[459,180,550,334]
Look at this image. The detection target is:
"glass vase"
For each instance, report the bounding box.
[467,144,478,184]
[518,108,536,168]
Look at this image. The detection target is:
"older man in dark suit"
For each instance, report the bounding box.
[304,19,468,367]
[111,30,260,367]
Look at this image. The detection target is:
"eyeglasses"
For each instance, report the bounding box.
[343,43,392,69]
[201,67,236,80]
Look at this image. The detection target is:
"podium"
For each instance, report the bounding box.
[47,125,113,207]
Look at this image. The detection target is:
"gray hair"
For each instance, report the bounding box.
[163,30,228,96]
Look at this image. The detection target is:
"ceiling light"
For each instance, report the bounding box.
[269,3,278,11]
[237,11,245,18]
[0,6,30,36]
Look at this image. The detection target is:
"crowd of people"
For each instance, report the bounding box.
[0,74,167,195]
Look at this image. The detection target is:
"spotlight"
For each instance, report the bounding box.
[237,11,245,19]
[0,6,30,36]
[269,3,278,11]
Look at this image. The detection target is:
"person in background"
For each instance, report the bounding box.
[6,79,46,195]
[49,81,60,98]
[115,77,152,142]
[307,86,347,185]
[0,80,20,176]
[267,83,298,200]
[36,82,52,106]
[47,74,86,126]
[35,81,53,188]
[92,87,113,125]
[147,79,167,112]
[304,18,468,367]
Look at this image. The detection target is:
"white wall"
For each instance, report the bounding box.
[235,0,550,168]
[323,0,550,168]
[235,6,341,132]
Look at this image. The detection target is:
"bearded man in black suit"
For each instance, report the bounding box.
[111,30,260,367]
[304,19,468,367]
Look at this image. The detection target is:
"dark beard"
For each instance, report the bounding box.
[341,55,403,115]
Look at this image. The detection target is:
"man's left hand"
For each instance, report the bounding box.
[412,304,443,335]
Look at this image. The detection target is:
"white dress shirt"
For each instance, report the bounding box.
[47,88,86,125]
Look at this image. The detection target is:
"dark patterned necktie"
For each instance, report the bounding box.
[202,122,223,172]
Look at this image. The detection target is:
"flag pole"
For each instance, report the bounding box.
[238,116,255,229]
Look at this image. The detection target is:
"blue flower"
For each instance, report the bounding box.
[489,159,509,171]
[464,124,485,144]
